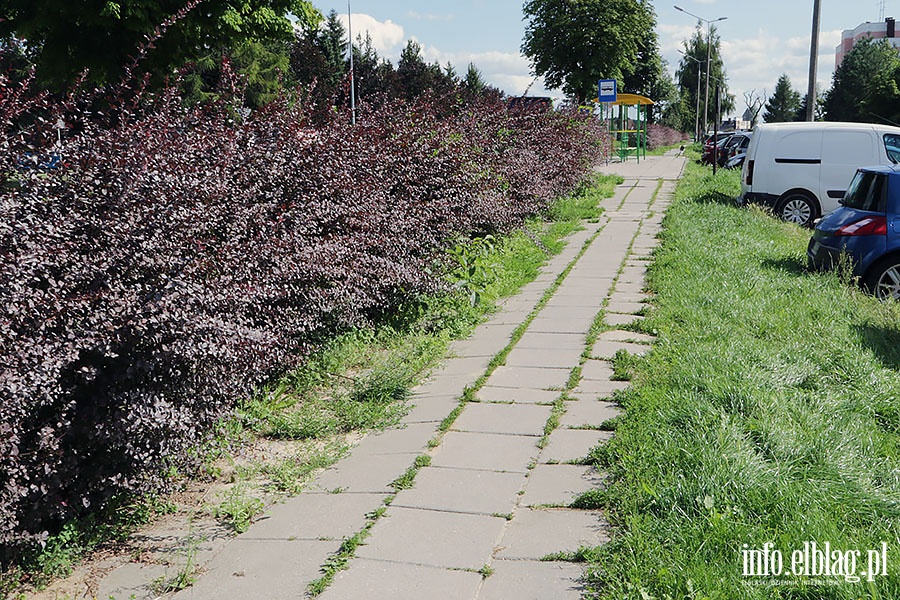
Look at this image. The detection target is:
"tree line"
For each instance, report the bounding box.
[670,35,900,131]
[0,0,501,113]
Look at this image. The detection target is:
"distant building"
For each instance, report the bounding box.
[835,17,900,68]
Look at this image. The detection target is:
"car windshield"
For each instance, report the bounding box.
[841,170,887,211]
[885,133,900,164]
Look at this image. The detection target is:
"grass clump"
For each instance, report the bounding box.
[213,485,266,534]
[584,161,900,598]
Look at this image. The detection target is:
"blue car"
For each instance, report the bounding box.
[808,165,900,299]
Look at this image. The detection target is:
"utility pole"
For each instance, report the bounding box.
[806,0,821,122]
[348,0,356,125]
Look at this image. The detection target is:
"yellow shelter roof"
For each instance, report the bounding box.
[598,93,655,106]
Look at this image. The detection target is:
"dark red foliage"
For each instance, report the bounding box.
[0,72,606,560]
[647,123,690,150]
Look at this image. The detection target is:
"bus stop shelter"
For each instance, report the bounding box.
[599,93,654,163]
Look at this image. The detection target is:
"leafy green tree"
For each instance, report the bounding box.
[521,0,656,103]
[659,89,693,132]
[762,74,802,123]
[318,9,347,89]
[181,38,292,108]
[351,33,399,101]
[396,40,454,100]
[824,37,900,123]
[794,87,825,122]
[674,25,733,134]
[621,13,675,123]
[464,63,486,95]
[0,0,321,90]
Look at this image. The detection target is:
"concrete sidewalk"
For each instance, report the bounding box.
[98,153,686,600]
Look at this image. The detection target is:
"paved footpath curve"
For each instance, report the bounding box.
[97,152,685,600]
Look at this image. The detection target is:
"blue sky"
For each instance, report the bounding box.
[310,1,897,117]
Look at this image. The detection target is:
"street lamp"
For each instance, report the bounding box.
[678,49,703,142]
[674,5,727,135]
[348,0,356,125]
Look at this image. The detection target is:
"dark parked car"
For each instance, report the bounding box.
[808,164,900,298]
[725,152,746,169]
[720,132,752,167]
[701,132,734,165]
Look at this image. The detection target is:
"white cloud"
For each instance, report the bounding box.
[335,13,405,57]
[663,22,844,119]
[330,12,546,99]
[416,45,536,94]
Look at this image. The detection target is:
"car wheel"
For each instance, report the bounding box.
[775,192,818,228]
[864,256,900,300]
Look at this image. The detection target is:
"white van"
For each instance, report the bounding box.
[739,122,900,227]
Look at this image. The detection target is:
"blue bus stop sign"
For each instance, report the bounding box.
[598,79,617,103]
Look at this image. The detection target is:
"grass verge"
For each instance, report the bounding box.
[585,159,900,598]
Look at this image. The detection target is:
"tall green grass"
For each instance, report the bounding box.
[588,163,900,598]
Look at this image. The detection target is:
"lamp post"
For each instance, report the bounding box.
[348,0,356,125]
[674,6,727,136]
[679,49,703,142]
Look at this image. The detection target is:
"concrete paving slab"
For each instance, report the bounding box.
[542,293,606,308]
[497,298,541,316]
[495,509,608,560]
[604,312,644,327]
[487,365,571,391]
[591,340,650,360]
[526,316,592,335]
[520,464,606,507]
[611,281,646,294]
[172,539,333,600]
[391,466,526,515]
[401,394,461,424]
[579,359,615,381]
[449,328,515,358]
[351,422,437,456]
[552,278,614,292]
[452,402,552,437]
[446,340,502,359]
[96,562,168,600]
[124,517,231,572]
[598,330,656,344]
[605,300,646,315]
[431,431,540,473]
[414,374,470,399]
[616,269,647,286]
[537,304,600,321]
[504,346,583,369]
[477,559,585,600]
[245,492,387,541]
[310,450,419,494]
[467,319,519,342]
[321,558,483,600]
[559,400,621,429]
[609,291,652,304]
[357,506,506,570]
[540,429,612,464]
[476,386,560,405]
[432,355,492,379]
[573,378,631,397]
[516,332,585,350]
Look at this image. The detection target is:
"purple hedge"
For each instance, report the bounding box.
[0,74,606,559]
[647,123,691,150]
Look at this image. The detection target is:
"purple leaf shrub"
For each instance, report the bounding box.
[0,72,606,560]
